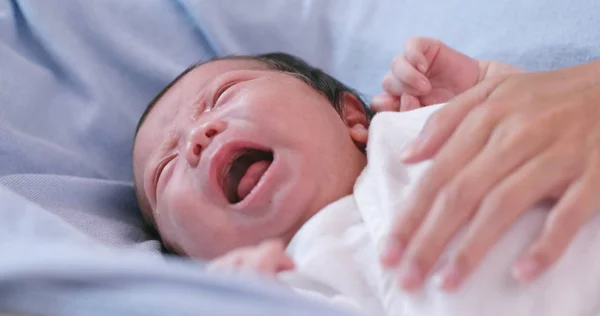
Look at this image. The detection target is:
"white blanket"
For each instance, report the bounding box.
[284,105,600,316]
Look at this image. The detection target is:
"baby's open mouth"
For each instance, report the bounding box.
[221,148,274,204]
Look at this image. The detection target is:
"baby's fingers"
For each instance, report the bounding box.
[207,254,244,272]
[385,57,431,97]
[277,253,296,272]
[403,37,436,73]
[400,94,422,112]
[249,240,294,275]
[371,93,400,113]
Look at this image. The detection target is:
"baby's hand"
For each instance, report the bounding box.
[371,37,481,112]
[208,239,295,277]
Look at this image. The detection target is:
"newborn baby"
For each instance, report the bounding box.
[133,52,372,259]
[132,38,600,315]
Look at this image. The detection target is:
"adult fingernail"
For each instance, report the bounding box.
[512,258,540,283]
[380,239,405,267]
[400,138,423,161]
[417,79,429,91]
[400,143,417,161]
[437,263,463,291]
[398,261,423,291]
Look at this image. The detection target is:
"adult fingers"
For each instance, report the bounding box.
[396,115,553,290]
[382,101,502,271]
[513,159,600,283]
[438,146,582,291]
[400,77,505,163]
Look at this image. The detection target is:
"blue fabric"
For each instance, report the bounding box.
[0,185,357,316]
[1,0,600,314]
[182,0,600,100]
[1,0,216,249]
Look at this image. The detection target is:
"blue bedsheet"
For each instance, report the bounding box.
[1,0,600,314]
[0,185,358,315]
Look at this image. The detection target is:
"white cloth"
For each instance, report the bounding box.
[284,105,600,316]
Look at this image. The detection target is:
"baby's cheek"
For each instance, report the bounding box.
[157,185,201,251]
[166,190,240,258]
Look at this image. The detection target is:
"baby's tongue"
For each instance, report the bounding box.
[237,160,270,201]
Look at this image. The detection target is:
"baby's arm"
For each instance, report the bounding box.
[208,239,295,277]
[371,37,523,112]
[211,240,366,313]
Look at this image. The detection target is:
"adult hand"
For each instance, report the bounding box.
[380,60,600,292]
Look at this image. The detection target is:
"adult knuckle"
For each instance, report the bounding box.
[410,246,437,269]
[469,104,502,129]
[398,211,421,230]
[453,248,476,272]
[395,210,425,239]
[438,183,471,213]
[509,111,558,140]
[418,169,442,193]
[480,190,509,214]
[548,210,580,235]
[489,124,527,153]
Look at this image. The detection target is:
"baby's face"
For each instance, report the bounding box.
[133,59,367,259]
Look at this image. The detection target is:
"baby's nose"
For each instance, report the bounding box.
[185,120,227,167]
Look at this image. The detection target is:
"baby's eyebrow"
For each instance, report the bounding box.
[189,82,212,121]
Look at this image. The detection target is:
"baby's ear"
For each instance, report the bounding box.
[341,93,369,145]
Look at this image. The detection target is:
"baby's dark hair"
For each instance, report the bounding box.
[136,52,372,135]
[135,52,371,242]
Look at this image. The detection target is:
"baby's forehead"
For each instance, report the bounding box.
[160,58,267,110]
[136,58,269,143]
